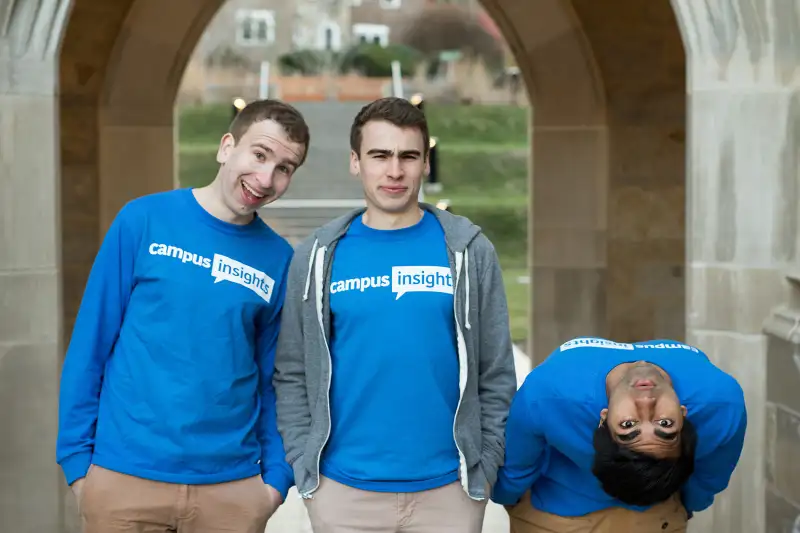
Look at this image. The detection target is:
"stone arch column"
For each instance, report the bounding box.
[60,0,225,338]
[96,0,224,233]
[671,2,800,532]
[0,0,71,530]
[569,0,687,346]
[480,0,610,362]
[57,0,226,529]
[480,0,687,363]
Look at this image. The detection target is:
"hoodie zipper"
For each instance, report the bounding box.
[301,245,333,499]
[452,250,483,501]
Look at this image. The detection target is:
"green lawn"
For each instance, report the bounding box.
[178,102,530,147]
[177,103,531,343]
[502,268,530,343]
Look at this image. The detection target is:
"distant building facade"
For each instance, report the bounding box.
[189,0,446,70]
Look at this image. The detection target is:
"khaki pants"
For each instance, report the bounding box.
[305,476,487,533]
[80,465,274,533]
[508,492,688,533]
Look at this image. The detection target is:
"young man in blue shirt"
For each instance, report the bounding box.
[492,337,748,533]
[273,97,518,533]
[56,100,310,533]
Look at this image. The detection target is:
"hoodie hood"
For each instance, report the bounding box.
[311,202,483,252]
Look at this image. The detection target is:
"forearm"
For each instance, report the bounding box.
[490,386,546,506]
[56,243,132,482]
[258,375,295,500]
[479,382,515,485]
[56,346,106,484]
[273,333,313,465]
[272,244,315,465]
[273,376,312,465]
[259,426,294,500]
[477,246,517,484]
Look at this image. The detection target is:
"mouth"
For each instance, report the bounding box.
[240,180,268,206]
[633,379,655,390]
[380,185,408,195]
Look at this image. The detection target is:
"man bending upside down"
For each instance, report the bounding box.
[492,337,747,533]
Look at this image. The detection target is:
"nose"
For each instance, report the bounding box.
[253,167,274,189]
[387,156,403,179]
[634,395,656,415]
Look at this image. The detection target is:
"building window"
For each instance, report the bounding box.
[236,9,275,46]
[379,0,402,9]
[352,23,390,47]
[317,22,342,51]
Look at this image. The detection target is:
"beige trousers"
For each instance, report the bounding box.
[304,476,487,533]
[507,492,688,533]
[79,465,274,533]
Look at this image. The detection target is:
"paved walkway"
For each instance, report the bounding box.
[266,346,532,533]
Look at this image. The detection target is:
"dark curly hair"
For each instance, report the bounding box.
[592,417,697,506]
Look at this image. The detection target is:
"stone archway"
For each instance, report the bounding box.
[479,0,611,362]
[479,0,687,364]
[58,0,687,367]
[60,0,227,339]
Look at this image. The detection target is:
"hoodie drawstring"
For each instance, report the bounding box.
[303,239,319,301]
[463,248,471,330]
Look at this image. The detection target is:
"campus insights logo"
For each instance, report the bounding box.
[391,266,453,299]
[329,265,454,299]
[148,242,275,303]
[212,254,274,303]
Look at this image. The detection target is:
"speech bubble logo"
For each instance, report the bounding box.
[211,254,275,303]
[391,266,453,300]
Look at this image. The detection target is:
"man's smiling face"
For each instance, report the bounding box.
[216,118,305,219]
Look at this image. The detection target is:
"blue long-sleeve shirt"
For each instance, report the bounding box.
[492,338,747,516]
[56,188,295,499]
[321,212,461,492]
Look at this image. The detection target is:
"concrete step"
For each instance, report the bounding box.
[259,205,363,245]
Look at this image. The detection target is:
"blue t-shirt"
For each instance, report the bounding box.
[492,338,747,516]
[56,188,295,498]
[320,211,461,492]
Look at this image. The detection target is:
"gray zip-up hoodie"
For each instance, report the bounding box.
[273,204,517,500]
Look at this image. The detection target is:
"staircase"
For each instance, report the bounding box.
[259,102,368,245]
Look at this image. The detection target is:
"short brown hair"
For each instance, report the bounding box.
[229,99,311,165]
[350,97,430,158]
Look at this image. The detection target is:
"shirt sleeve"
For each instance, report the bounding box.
[56,205,140,485]
[681,402,748,513]
[491,379,549,505]
[256,267,294,501]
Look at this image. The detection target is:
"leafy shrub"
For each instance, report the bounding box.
[338,43,422,77]
[278,49,329,76]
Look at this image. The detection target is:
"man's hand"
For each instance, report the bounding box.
[264,484,283,517]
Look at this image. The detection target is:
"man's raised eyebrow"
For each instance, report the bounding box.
[654,428,678,441]
[253,142,299,168]
[615,429,641,442]
[252,142,273,153]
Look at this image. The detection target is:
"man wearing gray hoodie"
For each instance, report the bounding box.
[273,97,517,533]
